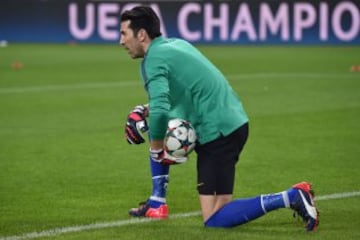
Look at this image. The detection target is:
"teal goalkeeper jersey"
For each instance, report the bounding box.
[140,36,248,144]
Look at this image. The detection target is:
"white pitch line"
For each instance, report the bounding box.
[314,191,360,201]
[1,191,359,240]
[0,212,201,240]
[0,73,356,94]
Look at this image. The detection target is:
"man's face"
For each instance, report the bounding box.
[120,20,145,59]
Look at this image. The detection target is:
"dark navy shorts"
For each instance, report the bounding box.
[195,123,249,195]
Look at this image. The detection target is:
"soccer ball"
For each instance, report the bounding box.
[164,118,197,160]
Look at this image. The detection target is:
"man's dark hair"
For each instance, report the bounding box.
[121,6,162,39]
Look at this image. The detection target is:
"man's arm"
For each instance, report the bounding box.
[141,104,165,150]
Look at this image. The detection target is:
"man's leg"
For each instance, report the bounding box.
[148,158,169,207]
[204,182,319,231]
[199,194,232,222]
[196,124,249,222]
[129,156,170,218]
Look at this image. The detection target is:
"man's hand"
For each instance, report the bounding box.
[150,148,187,165]
[125,105,149,144]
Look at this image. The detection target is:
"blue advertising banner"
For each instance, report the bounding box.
[0,0,359,44]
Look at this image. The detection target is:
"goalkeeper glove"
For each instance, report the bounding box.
[125,105,149,144]
[150,148,187,165]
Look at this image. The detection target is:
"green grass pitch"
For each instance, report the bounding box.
[0,44,360,239]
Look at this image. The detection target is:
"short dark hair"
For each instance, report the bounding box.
[121,6,162,39]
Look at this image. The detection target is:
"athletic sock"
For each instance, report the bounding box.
[148,157,169,208]
[205,190,292,227]
[286,187,298,203]
[205,196,265,227]
[261,191,290,211]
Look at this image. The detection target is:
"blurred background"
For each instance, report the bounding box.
[1,0,359,45]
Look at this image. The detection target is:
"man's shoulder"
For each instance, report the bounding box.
[153,37,191,50]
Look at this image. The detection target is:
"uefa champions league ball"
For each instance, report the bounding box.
[164,119,197,159]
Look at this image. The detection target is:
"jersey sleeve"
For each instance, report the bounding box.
[141,56,170,140]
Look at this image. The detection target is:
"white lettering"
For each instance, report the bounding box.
[69,3,95,40]
[204,3,229,41]
[294,3,316,41]
[259,3,289,41]
[178,3,201,41]
[66,1,359,44]
[332,1,360,41]
[231,3,257,41]
[319,2,329,41]
[98,3,119,40]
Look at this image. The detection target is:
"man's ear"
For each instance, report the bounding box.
[137,29,147,42]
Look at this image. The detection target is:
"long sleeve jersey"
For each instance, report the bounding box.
[140,36,248,144]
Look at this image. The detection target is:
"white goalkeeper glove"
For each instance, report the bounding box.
[150,148,187,165]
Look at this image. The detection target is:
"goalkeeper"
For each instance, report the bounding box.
[120,6,319,231]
